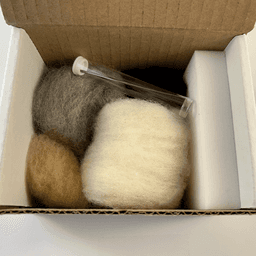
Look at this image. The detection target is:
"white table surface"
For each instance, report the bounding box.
[1,6,256,256]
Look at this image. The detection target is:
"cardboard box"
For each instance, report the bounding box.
[1,0,256,215]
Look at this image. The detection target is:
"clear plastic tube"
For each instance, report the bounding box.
[72,57,193,118]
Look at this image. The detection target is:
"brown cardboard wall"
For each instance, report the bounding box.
[1,0,256,69]
[1,0,255,31]
[23,25,237,69]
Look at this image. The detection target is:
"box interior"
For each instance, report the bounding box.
[1,0,256,213]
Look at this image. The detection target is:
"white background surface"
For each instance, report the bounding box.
[1,6,256,256]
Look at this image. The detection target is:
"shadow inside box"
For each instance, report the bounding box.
[121,66,187,97]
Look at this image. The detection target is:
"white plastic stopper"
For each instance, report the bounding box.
[72,56,89,75]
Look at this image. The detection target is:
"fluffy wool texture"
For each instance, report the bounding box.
[32,65,125,161]
[26,134,89,209]
[81,99,191,209]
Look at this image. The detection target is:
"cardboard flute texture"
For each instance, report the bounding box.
[0,0,256,215]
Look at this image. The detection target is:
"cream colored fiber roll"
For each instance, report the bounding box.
[81,99,191,209]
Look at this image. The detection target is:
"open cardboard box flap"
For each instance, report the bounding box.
[1,0,256,215]
[1,0,256,69]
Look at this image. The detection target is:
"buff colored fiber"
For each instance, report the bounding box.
[26,134,88,208]
[81,99,191,209]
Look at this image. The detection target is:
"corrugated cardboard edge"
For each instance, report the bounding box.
[1,207,256,216]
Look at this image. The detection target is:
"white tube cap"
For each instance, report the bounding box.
[72,56,89,75]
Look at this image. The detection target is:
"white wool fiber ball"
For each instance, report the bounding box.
[81,99,191,209]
